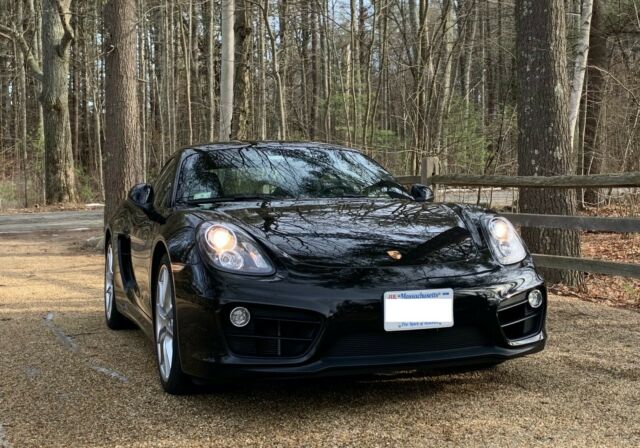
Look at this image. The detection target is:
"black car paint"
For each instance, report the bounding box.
[195,200,481,268]
[106,142,546,381]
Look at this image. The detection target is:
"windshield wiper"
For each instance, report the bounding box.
[361,179,413,200]
[180,194,285,205]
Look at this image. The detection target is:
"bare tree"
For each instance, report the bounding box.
[568,0,594,151]
[16,0,29,207]
[257,5,267,139]
[104,0,142,221]
[177,2,194,145]
[206,0,217,142]
[41,0,78,203]
[231,0,252,140]
[1,0,79,203]
[582,0,608,204]
[0,0,638,237]
[260,0,287,139]
[220,0,235,141]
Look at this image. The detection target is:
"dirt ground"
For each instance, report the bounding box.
[1,231,639,447]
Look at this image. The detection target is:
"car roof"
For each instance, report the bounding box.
[183,141,363,155]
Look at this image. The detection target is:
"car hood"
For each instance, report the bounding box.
[194,199,481,268]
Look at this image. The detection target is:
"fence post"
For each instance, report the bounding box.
[421,157,440,200]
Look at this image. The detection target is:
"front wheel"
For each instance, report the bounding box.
[154,255,189,394]
[104,241,128,329]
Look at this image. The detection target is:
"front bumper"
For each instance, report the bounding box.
[173,263,547,380]
[187,343,545,380]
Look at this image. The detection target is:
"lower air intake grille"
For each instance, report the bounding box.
[223,305,323,358]
[497,294,544,341]
[325,326,492,358]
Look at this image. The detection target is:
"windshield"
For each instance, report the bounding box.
[175,145,411,203]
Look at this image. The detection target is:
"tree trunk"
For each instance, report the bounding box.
[414,0,433,171]
[138,0,147,180]
[320,0,332,140]
[161,1,170,161]
[220,0,235,141]
[17,0,28,207]
[278,0,289,138]
[462,0,478,117]
[178,1,193,144]
[568,0,593,152]
[434,0,455,164]
[168,0,176,154]
[262,0,287,140]
[206,0,216,142]
[104,0,142,222]
[231,0,252,140]
[515,0,582,286]
[360,0,375,151]
[71,2,80,165]
[28,0,46,204]
[257,9,267,139]
[582,0,607,204]
[369,0,389,147]
[349,0,358,145]
[310,0,320,140]
[42,0,77,203]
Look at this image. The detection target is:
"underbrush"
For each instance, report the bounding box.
[553,202,640,310]
[0,169,102,211]
[0,180,18,209]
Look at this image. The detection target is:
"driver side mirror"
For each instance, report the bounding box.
[128,183,154,209]
[411,184,434,202]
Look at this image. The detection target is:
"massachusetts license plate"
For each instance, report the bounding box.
[383,289,454,332]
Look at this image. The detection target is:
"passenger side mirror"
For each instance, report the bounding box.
[411,184,434,203]
[128,183,154,209]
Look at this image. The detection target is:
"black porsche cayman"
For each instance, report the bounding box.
[104,142,546,394]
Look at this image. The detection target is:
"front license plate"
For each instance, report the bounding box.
[384,289,454,332]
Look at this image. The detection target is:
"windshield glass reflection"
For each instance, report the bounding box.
[175,145,412,203]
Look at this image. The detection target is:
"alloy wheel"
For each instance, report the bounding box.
[105,245,114,318]
[155,265,174,381]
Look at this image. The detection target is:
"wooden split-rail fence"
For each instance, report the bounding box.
[396,157,640,279]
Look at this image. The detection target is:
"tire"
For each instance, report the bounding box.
[154,254,189,394]
[104,241,128,329]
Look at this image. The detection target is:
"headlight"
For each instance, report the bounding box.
[484,217,527,265]
[198,223,275,275]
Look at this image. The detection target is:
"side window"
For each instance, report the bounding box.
[175,153,224,201]
[153,157,179,208]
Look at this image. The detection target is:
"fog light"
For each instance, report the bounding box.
[528,289,544,309]
[230,306,250,327]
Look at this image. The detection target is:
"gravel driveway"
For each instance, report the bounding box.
[0,231,638,447]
